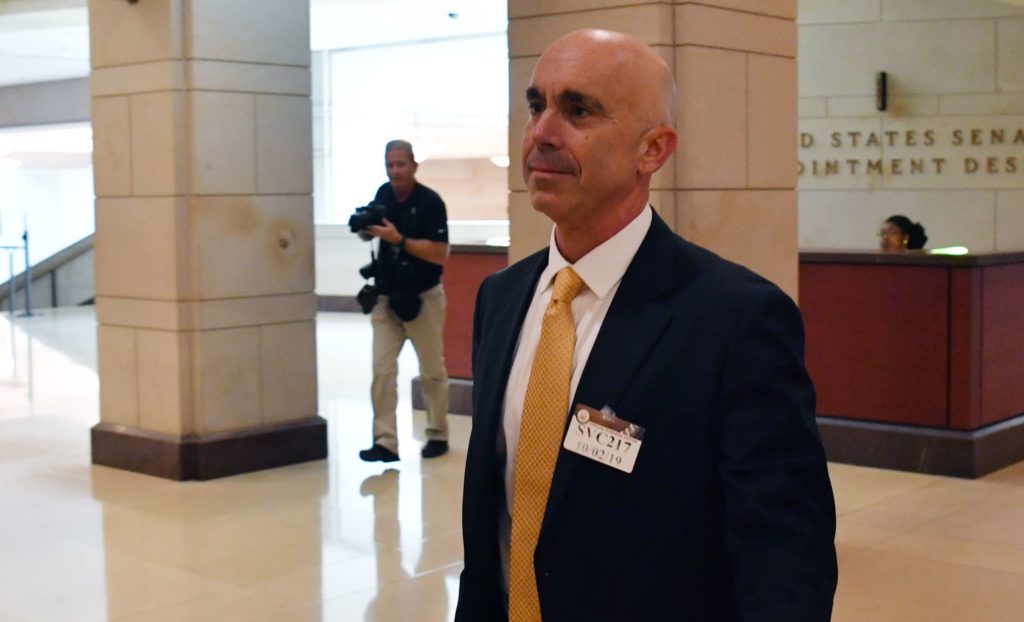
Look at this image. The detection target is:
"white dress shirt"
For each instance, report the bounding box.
[498,205,653,588]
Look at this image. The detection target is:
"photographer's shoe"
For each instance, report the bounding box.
[421,440,449,458]
[359,444,399,463]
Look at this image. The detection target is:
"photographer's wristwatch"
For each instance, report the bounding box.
[397,235,406,251]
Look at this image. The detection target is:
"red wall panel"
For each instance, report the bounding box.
[441,251,507,379]
[800,264,949,426]
[949,269,983,430]
[981,263,1024,425]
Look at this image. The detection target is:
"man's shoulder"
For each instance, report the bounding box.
[687,240,788,301]
[490,247,546,281]
[681,238,767,284]
[414,183,445,205]
[643,215,765,280]
[477,247,545,304]
[641,219,791,308]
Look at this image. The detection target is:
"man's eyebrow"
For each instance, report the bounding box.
[526,86,542,100]
[561,90,605,115]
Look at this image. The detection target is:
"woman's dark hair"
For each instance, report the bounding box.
[885,215,928,249]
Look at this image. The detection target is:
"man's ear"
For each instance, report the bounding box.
[637,126,678,175]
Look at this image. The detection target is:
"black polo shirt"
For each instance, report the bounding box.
[372,181,448,295]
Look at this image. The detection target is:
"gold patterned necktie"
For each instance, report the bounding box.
[509,266,587,622]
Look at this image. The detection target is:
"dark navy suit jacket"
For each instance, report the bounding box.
[456,212,837,621]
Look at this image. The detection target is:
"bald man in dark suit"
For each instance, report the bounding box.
[456,29,837,622]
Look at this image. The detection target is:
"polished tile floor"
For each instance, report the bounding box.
[1,308,1023,621]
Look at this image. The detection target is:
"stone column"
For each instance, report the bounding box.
[507,0,799,299]
[88,0,324,480]
[673,1,798,298]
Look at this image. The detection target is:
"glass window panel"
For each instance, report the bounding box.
[326,33,509,223]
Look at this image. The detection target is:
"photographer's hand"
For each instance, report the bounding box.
[367,218,401,244]
[369,218,448,265]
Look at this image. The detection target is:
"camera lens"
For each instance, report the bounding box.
[348,203,386,234]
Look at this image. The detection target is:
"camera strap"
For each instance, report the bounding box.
[403,205,418,240]
[367,245,377,282]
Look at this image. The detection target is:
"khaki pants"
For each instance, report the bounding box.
[370,284,449,454]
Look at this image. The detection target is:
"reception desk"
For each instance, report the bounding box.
[800,250,1024,477]
[412,244,507,415]
[440,244,508,379]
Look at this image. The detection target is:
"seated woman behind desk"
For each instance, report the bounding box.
[879,215,928,251]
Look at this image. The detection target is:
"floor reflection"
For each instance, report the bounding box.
[2,308,1024,621]
[0,308,99,421]
[0,309,466,622]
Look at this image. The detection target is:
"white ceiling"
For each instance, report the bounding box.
[3,0,1024,89]
[0,8,88,87]
[0,0,507,88]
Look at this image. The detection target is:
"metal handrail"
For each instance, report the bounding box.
[0,233,94,314]
[0,239,30,316]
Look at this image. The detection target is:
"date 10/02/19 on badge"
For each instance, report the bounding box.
[563,405,645,474]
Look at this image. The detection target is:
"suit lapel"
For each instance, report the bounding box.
[541,214,681,533]
[476,252,548,455]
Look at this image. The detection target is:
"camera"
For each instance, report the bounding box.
[348,202,386,233]
[356,283,379,314]
[359,260,377,280]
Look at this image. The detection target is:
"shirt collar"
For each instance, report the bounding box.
[540,206,653,299]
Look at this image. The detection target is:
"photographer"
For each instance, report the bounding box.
[355,139,450,462]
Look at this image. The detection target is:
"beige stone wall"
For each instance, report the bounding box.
[90,0,317,438]
[508,0,800,298]
[798,0,1024,251]
[417,157,508,221]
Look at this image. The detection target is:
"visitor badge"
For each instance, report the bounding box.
[563,404,645,473]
